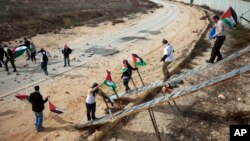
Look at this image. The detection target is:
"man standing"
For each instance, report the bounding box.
[30,42,37,63]
[206,15,226,63]
[0,44,5,68]
[29,85,49,132]
[161,39,174,81]
[19,38,31,60]
[62,44,72,67]
[38,48,48,75]
[85,83,103,121]
[121,59,138,93]
[4,45,17,73]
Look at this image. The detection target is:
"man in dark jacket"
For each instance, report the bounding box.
[19,38,31,60]
[4,45,17,73]
[29,85,49,132]
[0,44,5,68]
[121,59,138,92]
[62,44,72,67]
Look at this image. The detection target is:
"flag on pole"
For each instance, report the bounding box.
[15,93,31,103]
[122,62,128,73]
[221,6,237,28]
[132,54,147,67]
[49,101,64,114]
[103,70,117,90]
[14,46,28,59]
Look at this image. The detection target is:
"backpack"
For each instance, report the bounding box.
[42,52,48,62]
[68,48,72,54]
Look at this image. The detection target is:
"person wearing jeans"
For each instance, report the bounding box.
[85,83,102,121]
[34,112,43,131]
[121,60,137,93]
[122,76,131,92]
[29,85,49,132]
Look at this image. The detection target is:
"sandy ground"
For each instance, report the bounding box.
[0,1,207,141]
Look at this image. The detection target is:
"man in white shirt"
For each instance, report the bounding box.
[161,39,174,81]
[206,15,226,63]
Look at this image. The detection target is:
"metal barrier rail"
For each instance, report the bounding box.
[80,64,250,128]
[109,46,250,100]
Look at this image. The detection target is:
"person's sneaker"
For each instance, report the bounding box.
[7,72,11,75]
[68,65,70,67]
[93,117,100,121]
[13,70,17,72]
[216,58,223,62]
[36,127,44,132]
[64,65,66,67]
[205,60,213,63]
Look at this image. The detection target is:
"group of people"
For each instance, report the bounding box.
[0,38,73,75]
[84,14,227,123]
[28,14,226,132]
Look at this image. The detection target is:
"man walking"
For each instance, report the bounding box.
[38,48,48,75]
[30,42,37,63]
[62,44,72,67]
[85,83,103,121]
[161,39,174,81]
[4,45,17,73]
[29,85,49,132]
[0,44,5,68]
[206,15,226,63]
[19,38,31,60]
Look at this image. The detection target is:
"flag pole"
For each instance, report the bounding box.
[136,69,145,86]
[113,89,120,100]
[130,76,138,90]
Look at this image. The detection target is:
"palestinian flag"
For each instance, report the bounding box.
[221,6,237,28]
[103,70,117,90]
[122,62,128,73]
[14,46,28,59]
[49,101,64,114]
[15,93,30,103]
[132,54,147,67]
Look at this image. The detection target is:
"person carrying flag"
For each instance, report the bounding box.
[85,83,103,121]
[161,39,174,81]
[18,38,31,60]
[4,45,17,74]
[206,15,226,63]
[121,59,138,93]
[29,85,49,132]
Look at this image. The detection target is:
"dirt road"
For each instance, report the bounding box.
[0,0,180,96]
[0,0,207,140]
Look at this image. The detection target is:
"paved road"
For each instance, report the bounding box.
[0,0,180,96]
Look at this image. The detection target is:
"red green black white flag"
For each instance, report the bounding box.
[103,70,117,90]
[132,54,147,67]
[221,6,237,28]
[15,93,31,103]
[49,101,64,114]
[122,62,128,73]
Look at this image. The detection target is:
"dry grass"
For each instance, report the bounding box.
[0,0,159,41]
[228,23,250,48]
